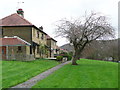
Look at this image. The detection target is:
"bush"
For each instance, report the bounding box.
[67,55,72,61]
[60,53,68,57]
[59,52,72,61]
[56,56,63,61]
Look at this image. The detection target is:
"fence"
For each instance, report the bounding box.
[0,54,35,61]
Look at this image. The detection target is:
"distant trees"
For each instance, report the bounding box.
[106,40,118,61]
[81,39,119,61]
[55,12,115,65]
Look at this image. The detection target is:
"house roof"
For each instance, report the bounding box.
[47,35,57,42]
[0,13,48,35]
[0,36,31,46]
[0,13,33,26]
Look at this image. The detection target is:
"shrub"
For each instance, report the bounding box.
[56,56,63,61]
[59,52,72,61]
[67,55,72,61]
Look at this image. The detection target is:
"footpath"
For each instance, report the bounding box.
[10,61,71,88]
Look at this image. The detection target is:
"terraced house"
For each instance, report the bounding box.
[0,9,53,60]
[47,35,57,58]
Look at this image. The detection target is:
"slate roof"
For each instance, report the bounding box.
[0,36,31,46]
[0,13,33,26]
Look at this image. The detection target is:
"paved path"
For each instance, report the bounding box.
[11,61,71,88]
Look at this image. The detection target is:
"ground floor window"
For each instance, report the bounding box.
[30,46,32,54]
[18,46,22,52]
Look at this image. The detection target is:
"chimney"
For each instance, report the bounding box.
[39,26,43,31]
[17,8,24,17]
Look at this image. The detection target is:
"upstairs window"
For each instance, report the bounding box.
[41,34,44,40]
[37,31,39,38]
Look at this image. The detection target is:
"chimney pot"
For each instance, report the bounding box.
[39,26,43,30]
[17,8,24,17]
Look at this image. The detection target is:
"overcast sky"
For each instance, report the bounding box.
[0,0,119,46]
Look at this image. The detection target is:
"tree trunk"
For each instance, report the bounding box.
[72,49,81,65]
[71,43,86,65]
[72,58,78,65]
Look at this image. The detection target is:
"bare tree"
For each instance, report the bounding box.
[55,12,115,65]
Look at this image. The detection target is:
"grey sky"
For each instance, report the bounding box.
[0,0,119,46]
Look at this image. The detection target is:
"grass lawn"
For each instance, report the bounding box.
[2,59,59,88]
[32,59,118,88]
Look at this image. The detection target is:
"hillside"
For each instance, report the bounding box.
[60,39,118,52]
[60,44,74,52]
[60,39,119,61]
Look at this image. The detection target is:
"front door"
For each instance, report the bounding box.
[2,46,6,59]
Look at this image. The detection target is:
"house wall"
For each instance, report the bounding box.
[2,26,48,59]
[0,46,33,60]
[32,27,47,58]
[47,39,51,57]
[51,40,57,57]
[32,27,40,58]
[47,39,51,47]
[8,46,26,55]
[39,34,47,58]
[47,39,57,57]
[26,46,30,55]
[40,32,47,45]
[2,26,33,57]
[32,27,47,45]
[32,27,40,44]
[3,26,32,43]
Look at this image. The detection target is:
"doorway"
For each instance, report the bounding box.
[2,46,6,59]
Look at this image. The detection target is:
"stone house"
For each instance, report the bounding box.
[47,35,57,58]
[0,9,48,59]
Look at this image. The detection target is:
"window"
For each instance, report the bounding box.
[30,46,32,54]
[41,34,44,40]
[18,46,22,52]
[2,49,4,54]
[37,31,39,38]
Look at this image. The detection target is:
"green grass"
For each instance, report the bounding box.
[2,59,59,88]
[32,59,118,88]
